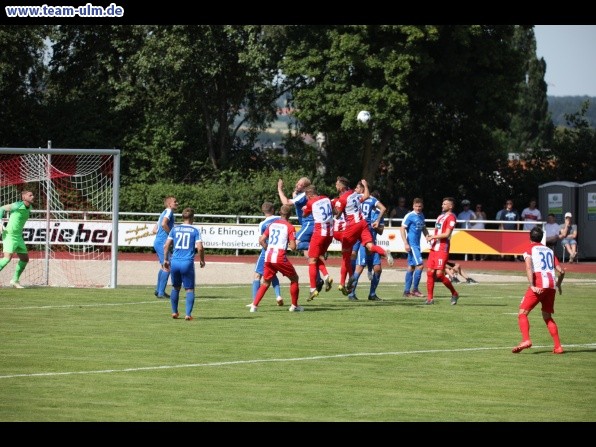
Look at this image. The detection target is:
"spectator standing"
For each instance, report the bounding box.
[512,227,565,354]
[471,203,487,260]
[496,199,520,261]
[390,196,408,223]
[390,196,409,258]
[471,204,487,230]
[559,212,578,262]
[496,199,520,230]
[457,200,476,229]
[521,199,542,231]
[457,199,475,261]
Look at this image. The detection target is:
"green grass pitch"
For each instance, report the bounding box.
[1,279,595,422]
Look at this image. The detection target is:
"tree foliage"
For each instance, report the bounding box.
[115,25,286,183]
[280,25,417,182]
[506,26,554,152]
[0,25,47,147]
[2,24,586,220]
[548,96,596,127]
[393,25,527,215]
[279,25,530,214]
[44,25,142,150]
[549,101,596,183]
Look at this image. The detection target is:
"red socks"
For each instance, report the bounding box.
[254,283,268,306]
[545,317,561,347]
[290,281,299,306]
[518,313,530,341]
[309,263,318,288]
[426,271,435,298]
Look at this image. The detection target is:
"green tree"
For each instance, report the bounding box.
[280,25,418,183]
[506,26,554,153]
[44,25,143,150]
[280,25,528,214]
[548,95,596,128]
[0,25,47,147]
[400,25,528,214]
[495,75,592,211]
[549,100,596,183]
[118,25,286,183]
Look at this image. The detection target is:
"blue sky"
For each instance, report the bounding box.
[534,25,596,97]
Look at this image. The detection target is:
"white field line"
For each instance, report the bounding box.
[1,343,595,380]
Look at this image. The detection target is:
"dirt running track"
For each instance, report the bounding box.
[116,253,596,286]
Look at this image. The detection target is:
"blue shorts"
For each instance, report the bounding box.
[356,244,380,267]
[407,246,424,267]
[255,250,266,275]
[170,259,196,289]
[296,221,314,251]
[154,238,167,264]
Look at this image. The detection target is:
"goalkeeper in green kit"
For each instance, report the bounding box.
[0,190,35,288]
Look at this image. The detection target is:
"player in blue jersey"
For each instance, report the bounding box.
[347,187,388,301]
[278,177,314,252]
[400,197,429,298]
[163,207,205,321]
[152,196,178,299]
[251,202,284,306]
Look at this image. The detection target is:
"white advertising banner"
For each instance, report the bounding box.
[5,220,424,252]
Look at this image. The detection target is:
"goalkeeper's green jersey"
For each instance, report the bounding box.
[5,201,31,234]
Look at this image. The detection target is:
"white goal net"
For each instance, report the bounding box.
[0,147,120,288]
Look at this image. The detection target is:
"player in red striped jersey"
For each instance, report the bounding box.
[250,204,303,312]
[425,197,459,305]
[512,226,566,354]
[333,176,389,295]
[301,185,334,301]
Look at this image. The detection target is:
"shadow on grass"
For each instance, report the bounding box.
[450,303,509,307]
[299,299,416,312]
[533,349,596,355]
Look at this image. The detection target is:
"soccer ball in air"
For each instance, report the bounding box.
[357,110,371,123]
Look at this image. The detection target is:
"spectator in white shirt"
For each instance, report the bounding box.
[521,199,542,231]
[471,203,487,260]
[471,203,486,230]
[544,213,560,251]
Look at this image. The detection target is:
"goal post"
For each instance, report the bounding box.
[0,146,120,288]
